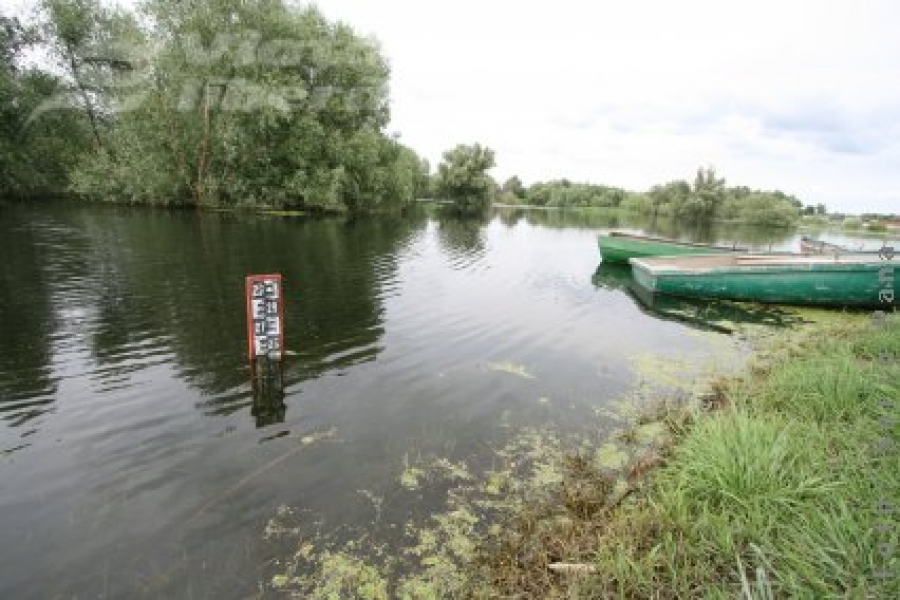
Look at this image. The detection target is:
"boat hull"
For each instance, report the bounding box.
[630,256,898,308]
[800,237,845,254]
[598,234,739,264]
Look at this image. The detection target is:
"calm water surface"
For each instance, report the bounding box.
[0,204,889,597]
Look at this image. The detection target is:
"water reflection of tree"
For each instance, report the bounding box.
[70,208,427,419]
[509,207,798,248]
[631,214,797,249]
[521,207,626,230]
[640,215,717,244]
[0,207,57,429]
[435,210,490,257]
[78,212,155,374]
[720,222,798,249]
[497,208,525,228]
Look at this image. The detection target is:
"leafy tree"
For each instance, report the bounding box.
[414,156,431,199]
[648,180,690,217]
[501,175,525,199]
[524,181,550,206]
[689,166,725,220]
[1,16,30,193]
[1,16,32,64]
[729,192,800,227]
[1,15,92,198]
[521,179,627,208]
[38,0,138,153]
[435,143,496,213]
[621,192,650,213]
[623,168,802,226]
[30,0,426,211]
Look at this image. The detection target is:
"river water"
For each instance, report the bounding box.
[0,203,889,597]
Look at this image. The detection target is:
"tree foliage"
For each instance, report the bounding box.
[522,179,626,208]
[435,143,496,213]
[500,175,525,200]
[1,15,92,198]
[623,167,802,227]
[4,0,430,211]
[77,0,423,210]
[493,167,801,227]
[39,0,135,152]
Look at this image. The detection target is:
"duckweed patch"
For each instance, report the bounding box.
[263,311,898,598]
[595,442,629,470]
[484,361,536,379]
[400,456,472,491]
[263,403,689,598]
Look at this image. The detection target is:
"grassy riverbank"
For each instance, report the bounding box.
[266,312,898,598]
[483,312,900,598]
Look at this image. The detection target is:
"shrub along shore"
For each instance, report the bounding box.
[267,312,898,598]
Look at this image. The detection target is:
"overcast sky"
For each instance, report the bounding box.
[4,0,898,213]
[306,0,899,214]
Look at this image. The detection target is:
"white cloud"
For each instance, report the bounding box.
[309,0,900,213]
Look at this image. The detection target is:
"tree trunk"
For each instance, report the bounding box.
[195,82,211,205]
[66,44,107,155]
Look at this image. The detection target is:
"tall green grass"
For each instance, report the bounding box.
[581,315,900,599]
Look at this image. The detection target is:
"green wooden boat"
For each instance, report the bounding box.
[800,236,846,254]
[598,232,745,264]
[630,253,898,308]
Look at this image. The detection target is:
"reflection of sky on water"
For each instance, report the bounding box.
[0,203,849,597]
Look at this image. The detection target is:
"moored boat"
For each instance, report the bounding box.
[800,236,846,254]
[629,253,897,308]
[598,231,745,264]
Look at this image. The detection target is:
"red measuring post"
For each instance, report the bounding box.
[245,273,285,361]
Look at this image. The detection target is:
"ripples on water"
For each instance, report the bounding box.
[0,204,854,597]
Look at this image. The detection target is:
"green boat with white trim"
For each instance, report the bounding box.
[629,253,897,308]
[598,232,745,264]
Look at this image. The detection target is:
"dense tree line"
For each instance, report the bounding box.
[621,168,804,227]
[1,0,432,211]
[495,168,805,227]
[504,179,628,209]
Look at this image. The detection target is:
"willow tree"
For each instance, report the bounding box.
[689,166,726,220]
[501,175,525,199]
[436,143,496,213]
[38,0,141,153]
[64,0,419,210]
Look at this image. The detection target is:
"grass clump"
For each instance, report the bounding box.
[852,313,900,359]
[664,412,838,526]
[576,313,900,599]
[754,350,883,423]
